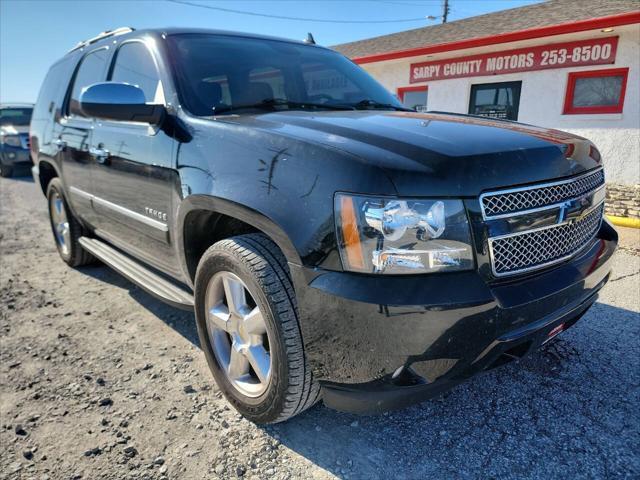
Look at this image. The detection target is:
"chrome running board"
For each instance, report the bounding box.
[78,237,194,310]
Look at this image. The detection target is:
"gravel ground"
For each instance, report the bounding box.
[1,174,639,480]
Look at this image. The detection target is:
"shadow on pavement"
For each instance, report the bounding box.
[77,263,640,479]
[4,171,34,183]
[77,263,199,346]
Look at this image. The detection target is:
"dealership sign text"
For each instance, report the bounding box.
[410,37,618,83]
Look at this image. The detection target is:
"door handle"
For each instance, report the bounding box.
[89,146,110,164]
[53,138,66,151]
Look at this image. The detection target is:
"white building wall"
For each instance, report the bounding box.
[361,25,640,185]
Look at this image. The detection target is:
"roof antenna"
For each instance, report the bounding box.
[304,33,316,45]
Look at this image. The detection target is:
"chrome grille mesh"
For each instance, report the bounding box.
[481,169,604,218]
[489,204,603,276]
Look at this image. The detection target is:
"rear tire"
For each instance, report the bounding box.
[46,178,95,267]
[194,233,319,423]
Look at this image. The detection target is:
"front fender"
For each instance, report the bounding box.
[173,114,398,286]
[175,189,303,288]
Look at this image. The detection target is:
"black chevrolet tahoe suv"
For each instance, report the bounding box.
[30,27,617,423]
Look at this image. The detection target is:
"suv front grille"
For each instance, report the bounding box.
[481,169,604,219]
[489,203,603,276]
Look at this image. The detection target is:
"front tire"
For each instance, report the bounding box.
[0,162,14,178]
[46,178,94,267]
[194,233,319,423]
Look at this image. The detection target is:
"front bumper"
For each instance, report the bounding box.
[0,146,31,166]
[290,221,617,414]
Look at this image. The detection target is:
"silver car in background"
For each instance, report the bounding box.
[0,103,33,177]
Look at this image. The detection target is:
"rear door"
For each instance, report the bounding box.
[59,48,110,225]
[31,56,76,160]
[89,40,180,277]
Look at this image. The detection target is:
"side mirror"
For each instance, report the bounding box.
[80,82,165,124]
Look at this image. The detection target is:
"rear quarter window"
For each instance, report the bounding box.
[33,56,76,121]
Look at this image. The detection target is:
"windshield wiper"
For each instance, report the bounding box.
[213,98,354,115]
[349,99,413,111]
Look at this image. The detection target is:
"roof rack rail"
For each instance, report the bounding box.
[68,27,135,53]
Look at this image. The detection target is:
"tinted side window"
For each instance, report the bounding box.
[33,57,75,121]
[110,42,162,103]
[69,49,109,117]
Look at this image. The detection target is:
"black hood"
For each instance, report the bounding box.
[215,111,602,197]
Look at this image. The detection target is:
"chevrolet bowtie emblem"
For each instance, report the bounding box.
[557,201,572,224]
[558,196,591,225]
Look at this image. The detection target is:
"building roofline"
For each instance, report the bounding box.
[352,10,640,65]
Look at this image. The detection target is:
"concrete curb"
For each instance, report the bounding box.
[607,215,640,229]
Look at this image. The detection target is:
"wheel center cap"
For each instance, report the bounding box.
[237,321,246,338]
[230,314,246,338]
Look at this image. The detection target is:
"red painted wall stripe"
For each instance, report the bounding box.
[351,11,640,65]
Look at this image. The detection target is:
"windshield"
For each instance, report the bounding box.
[166,34,404,116]
[0,107,33,126]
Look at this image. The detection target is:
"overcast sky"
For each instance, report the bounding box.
[0,0,541,102]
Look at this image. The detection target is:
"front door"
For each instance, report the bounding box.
[60,47,110,226]
[89,40,181,277]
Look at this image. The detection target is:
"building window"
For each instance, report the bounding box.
[468,81,521,120]
[398,85,428,112]
[563,68,628,115]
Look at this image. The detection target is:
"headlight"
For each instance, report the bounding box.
[335,194,474,274]
[1,135,22,147]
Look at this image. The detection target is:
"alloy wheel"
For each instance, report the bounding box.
[205,271,272,397]
[49,191,70,256]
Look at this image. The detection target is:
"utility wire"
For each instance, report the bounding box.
[374,0,441,7]
[165,0,432,24]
